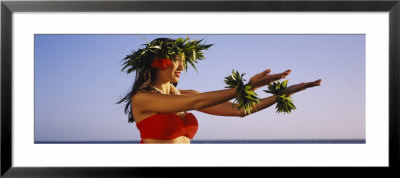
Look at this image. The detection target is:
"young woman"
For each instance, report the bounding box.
[117,37,321,144]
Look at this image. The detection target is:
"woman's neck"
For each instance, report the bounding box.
[153,80,171,94]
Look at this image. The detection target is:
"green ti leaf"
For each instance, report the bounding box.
[264,80,296,114]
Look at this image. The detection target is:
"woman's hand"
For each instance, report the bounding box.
[286,79,322,97]
[247,69,291,91]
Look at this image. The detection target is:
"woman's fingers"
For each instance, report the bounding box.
[274,69,291,77]
[283,69,291,75]
[258,69,290,79]
[256,69,271,78]
[261,69,291,82]
[286,79,322,96]
[306,79,322,88]
[263,69,271,75]
[298,79,322,91]
[250,69,292,90]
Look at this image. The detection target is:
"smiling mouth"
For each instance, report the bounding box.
[174,71,181,77]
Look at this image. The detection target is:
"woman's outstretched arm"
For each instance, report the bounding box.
[179,89,278,117]
[132,69,290,114]
[180,79,322,117]
[133,88,237,114]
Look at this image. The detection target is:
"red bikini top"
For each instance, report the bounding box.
[136,113,198,140]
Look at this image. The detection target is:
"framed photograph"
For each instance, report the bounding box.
[2,0,399,177]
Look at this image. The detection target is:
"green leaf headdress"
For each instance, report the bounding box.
[120,36,213,75]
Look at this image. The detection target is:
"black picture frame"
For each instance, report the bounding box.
[1,0,399,177]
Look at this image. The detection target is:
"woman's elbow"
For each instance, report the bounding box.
[191,94,206,111]
[193,103,202,110]
[193,100,209,111]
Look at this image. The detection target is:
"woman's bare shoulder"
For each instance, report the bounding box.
[132,90,160,102]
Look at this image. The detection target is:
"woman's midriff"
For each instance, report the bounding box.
[142,136,191,144]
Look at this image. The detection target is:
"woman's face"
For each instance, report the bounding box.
[157,55,185,83]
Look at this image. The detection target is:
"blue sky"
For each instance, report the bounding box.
[34,34,365,142]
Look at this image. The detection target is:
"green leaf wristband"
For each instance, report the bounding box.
[224,70,260,115]
[263,80,296,114]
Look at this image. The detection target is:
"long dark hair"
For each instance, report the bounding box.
[116,38,178,122]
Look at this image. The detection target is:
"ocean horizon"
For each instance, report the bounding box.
[35,139,366,144]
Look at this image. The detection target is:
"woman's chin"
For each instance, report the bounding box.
[171,78,179,83]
